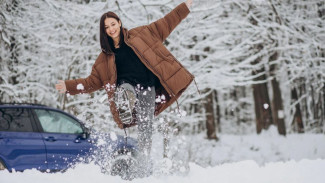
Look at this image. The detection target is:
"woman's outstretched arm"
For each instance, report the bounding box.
[55,53,105,95]
[55,64,102,95]
[147,0,193,42]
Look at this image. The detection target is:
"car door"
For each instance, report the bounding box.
[32,108,93,171]
[0,107,47,171]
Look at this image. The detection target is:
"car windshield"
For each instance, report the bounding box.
[34,109,83,134]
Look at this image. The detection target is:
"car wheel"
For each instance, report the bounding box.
[110,154,138,180]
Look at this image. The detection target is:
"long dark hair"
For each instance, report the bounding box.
[99,11,124,54]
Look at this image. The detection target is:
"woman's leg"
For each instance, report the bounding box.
[115,83,156,176]
[135,85,156,176]
[115,83,137,125]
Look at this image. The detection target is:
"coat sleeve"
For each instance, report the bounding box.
[147,2,190,42]
[64,55,104,95]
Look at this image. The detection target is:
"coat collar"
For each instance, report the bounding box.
[122,27,129,40]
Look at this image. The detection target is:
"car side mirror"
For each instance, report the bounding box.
[81,132,88,139]
[81,127,90,139]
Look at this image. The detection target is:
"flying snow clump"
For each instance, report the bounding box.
[77,84,84,90]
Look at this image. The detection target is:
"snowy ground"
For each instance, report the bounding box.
[1,127,325,183]
[1,159,324,183]
[163,126,325,167]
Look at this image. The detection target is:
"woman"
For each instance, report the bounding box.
[55,0,194,176]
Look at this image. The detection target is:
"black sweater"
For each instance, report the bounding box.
[113,41,159,88]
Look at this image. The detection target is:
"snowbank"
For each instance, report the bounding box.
[160,127,325,167]
[0,159,324,183]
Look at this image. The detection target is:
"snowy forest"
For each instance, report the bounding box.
[1,0,324,137]
[1,0,325,181]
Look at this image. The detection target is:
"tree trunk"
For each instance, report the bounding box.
[215,90,221,133]
[252,64,273,134]
[322,84,325,132]
[252,83,273,133]
[204,90,218,140]
[271,78,286,135]
[249,7,273,134]
[316,91,323,133]
[268,2,286,135]
[269,52,286,136]
[318,2,325,131]
[291,87,304,133]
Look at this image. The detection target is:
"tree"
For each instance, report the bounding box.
[1,0,324,135]
[204,89,219,140]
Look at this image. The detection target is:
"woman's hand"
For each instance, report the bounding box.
[185,0,193,9]
[55,80,67,94]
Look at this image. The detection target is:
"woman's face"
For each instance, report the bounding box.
[104,17,121,40]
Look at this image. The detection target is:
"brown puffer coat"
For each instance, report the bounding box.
[65,2,194,128]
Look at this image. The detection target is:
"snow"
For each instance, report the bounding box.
[160,95,165,100]
[0,159,324,183]
[160,126,325,166]
[110,132,118,141]
[1,128,324,183]
[76,84,84,90]
[1,0,324,182]
[263,103,269,109]
[155,98,162,103]
[278,110,284,119]
[251,0,267,5]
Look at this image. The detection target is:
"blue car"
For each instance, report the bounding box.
[0,103,137,174]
